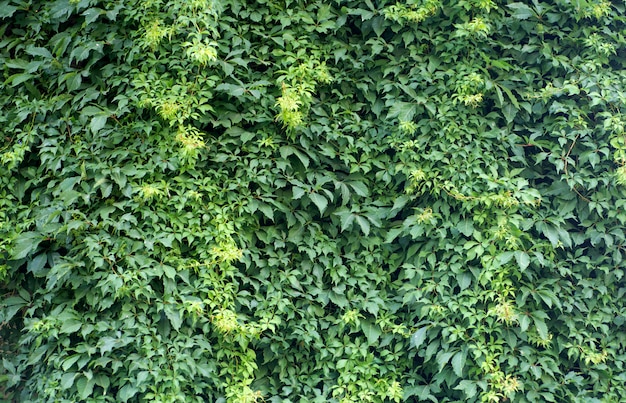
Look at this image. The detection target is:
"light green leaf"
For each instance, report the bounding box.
[258,203,274,221]
[384,227,403,243]
[2,295,28,323]
[82,8,102,25]
[7,73,35,87]
[99,337,118,356]
[457,272,472,291]
[27,253,47,274]
[62,355,81,372]
[337,211,355,232]
[541,224,559,247]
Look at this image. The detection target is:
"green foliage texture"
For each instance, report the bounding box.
[1,0,626,401]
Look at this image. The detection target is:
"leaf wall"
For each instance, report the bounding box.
[1,0,625,402]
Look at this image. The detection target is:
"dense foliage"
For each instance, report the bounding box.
[1,0,626,401]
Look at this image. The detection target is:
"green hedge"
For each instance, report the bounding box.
[1,0,625,401]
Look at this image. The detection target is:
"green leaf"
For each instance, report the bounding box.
[457,220,474,237]
[451,350,467,377]
[371,15,386,36]
[436,351,455,372]
[164,306,183,331]
[534,317,549,339]
[82,8,102,25]
[7,73,35,87]
[361,319,381,344]
[2,295,28,323]
[454,380,478,399]
[519,315,531,332]
[410,327,428,349]
[77,376,95,400]
[292,186,306,199]
[502,104,518,124]
[60,318,82,334]
[309,193,328,215]
[355,215,371,236]
[62,355,81,371]
[258,202,275,221]
[10,232,44,260]
[336,211,355,232]
[66,72,82,91]
[507,3,535,20]
[348,181,369,197]
[0,1,17,18]
[386,101,417,122]
[118,384,139,402]
[26,46,53,59]
[515,251,530,271]
[60,372,76,389]
[90,115,108,134]
[216,83,246,97]
[98,337,118,356]
[384,227,403,243]
[541,224,560,248]
[27,253,47,274]
[457,272,472,291]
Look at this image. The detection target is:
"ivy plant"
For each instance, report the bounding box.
[1,0,625,402]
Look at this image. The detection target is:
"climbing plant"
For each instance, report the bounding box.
[1,0,625,402]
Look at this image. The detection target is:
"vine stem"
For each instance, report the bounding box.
[562,134,590,202]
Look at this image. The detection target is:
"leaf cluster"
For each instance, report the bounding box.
[1,0,626,402]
